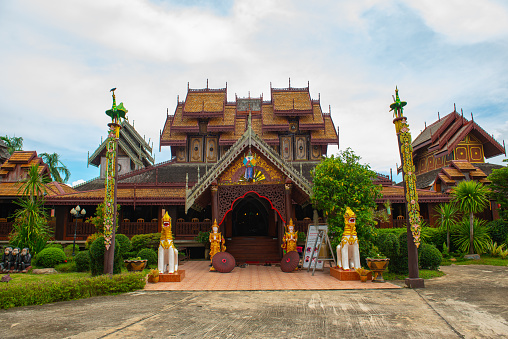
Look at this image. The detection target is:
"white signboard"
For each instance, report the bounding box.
[303,224,328,270]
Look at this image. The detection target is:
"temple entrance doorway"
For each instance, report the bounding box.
[232,195,269,236]
[225,193,282,263]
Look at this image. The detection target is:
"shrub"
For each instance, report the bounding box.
[0,272,146,309]
[137,248,158,266]
[74,250,91,272]
[376,232,399,259]
[45,243,63,250]
[452,218,491,254]
[131,233,161,253]
[33,247,66,268]
[123,250,138,260]
[55,261,77,273]
[487,219,508,245]
[115,234,132,256]
[421,227,448,251]
[89,236,121,276]
[386,232,409,274]
[64,244,80,257]
[418,243,442,270]
[85,233,100,250]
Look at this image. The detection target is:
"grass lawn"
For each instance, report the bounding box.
[384,269,445,281]
[5,272,92,284]
[441,255,508,266]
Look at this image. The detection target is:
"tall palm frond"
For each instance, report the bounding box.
[451,180,490,254]
[18,164,51,201]
[0,135,23,154]
[40,152,71,183]
[434,203,460,249]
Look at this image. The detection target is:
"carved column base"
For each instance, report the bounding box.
[405,277,425,288]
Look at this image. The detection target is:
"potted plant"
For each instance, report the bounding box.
[147,268,159,283]
[124,256,148,272]
[366,254,389,283]
[195,231,210,259]
[355,267,371,283]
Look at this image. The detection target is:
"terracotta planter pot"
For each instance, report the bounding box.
[366,258,390,283]
[147,275,159,283]
[360,275,368,283]
[124,260,148,272]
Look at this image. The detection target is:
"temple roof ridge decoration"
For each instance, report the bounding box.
[88,119,154,168]
[185,117,313,213]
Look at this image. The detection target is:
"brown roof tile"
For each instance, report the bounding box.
[442,167,465,179]
[310,116,338,144]
[183,92,225,113]
[469,168,487,178]
[451,160,476,171]
[8,151,35,163]
[299,104,324,129]
[261,104,288,127]
[438,173,455,184]
[272,91,312,111]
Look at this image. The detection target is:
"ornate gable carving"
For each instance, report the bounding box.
[218,149,284,185]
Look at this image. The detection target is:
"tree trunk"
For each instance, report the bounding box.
[447,227,450,250]
[469,212,474,254]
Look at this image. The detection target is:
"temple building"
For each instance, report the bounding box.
[40,82,339,261]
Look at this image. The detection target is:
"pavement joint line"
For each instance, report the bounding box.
[414,288,465,339]
[97,293,204,338]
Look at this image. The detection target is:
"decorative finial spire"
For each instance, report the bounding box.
[389,86,407,118]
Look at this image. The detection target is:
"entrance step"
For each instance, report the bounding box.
[225,236,281,263]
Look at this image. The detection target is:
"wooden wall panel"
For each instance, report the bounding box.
[206,137,218,162]
[469,146,483,162]
[176,146,186,162]
[311,145,322,160]
[455,146,468,160]
[190,137,203,162]
[280,136,292,161]
[295,136,307,160]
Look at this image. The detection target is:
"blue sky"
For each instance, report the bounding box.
[1,0,507,186]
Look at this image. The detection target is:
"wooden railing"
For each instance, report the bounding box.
[118,222,158,237]
[0,221,13,240]
[65,222,96,240]
[174,221,212,238]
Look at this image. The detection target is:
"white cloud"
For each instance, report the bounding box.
[404,0,508,44]
[72,179,85,187]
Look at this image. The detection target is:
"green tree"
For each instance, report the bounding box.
[311,148,382,257]
[488,159,508,221]
[40,152,71,183]
[0,135,23,154]
[434,203,460,250]
[10,164,52,255]
[451,180,489,254]
[88,202,120,235]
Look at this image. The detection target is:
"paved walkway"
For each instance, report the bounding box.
[1,265,508,338]
[144,261,400,291]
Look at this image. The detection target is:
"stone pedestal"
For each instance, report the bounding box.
[405,277,424,288]
[330,267,372,281]
[159,270,185,282]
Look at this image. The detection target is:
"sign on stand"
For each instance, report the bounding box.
[303,224,329,270]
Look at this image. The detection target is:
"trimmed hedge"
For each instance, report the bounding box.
[487,219,508,245]
[0,272,146,309]
[115,234,132,256]
[89,236,121,276]
[418,243,442,270]
[64,244,80,257]
[137,248,158,266]
[34,247,67,268]
[131,233,161,253]
[75,250,91,272]
[55,262,77,273]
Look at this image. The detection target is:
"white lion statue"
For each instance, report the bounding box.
[158,212,179,274]
[336,207,360,270]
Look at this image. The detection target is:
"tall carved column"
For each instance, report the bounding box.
[211,184,219,230]
[284,182,292,225]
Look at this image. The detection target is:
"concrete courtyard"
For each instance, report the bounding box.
[1,264,507,338]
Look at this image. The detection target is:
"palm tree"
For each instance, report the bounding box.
[0,135,23,154]
[11,163,52,255]
[451,180,489,254]
[434,203,460,250]
[40,152,71,183]
[18,164,51,202]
